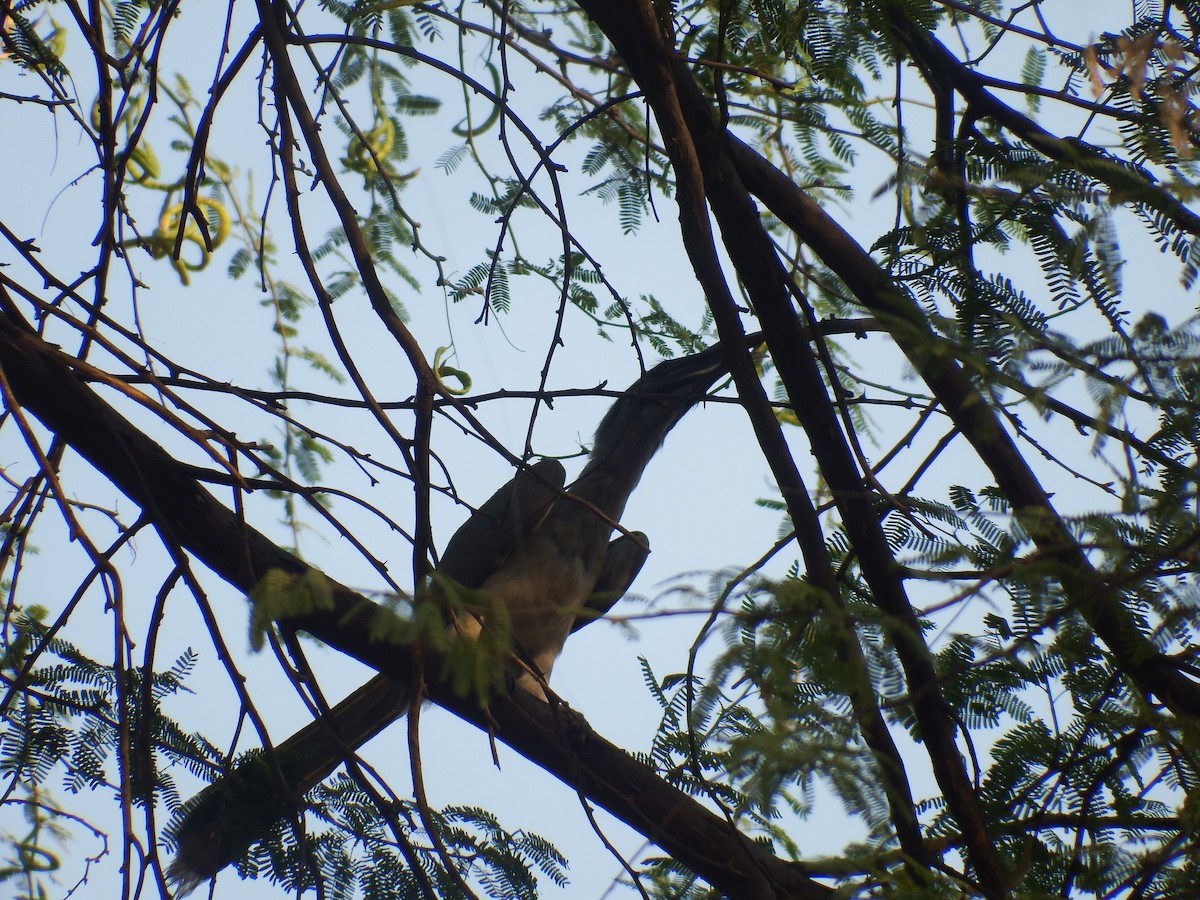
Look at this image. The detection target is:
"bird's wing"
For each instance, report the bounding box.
[439,457,566,588]
[569,530,650,634]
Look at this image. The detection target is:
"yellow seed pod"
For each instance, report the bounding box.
[44,18,67,63]
[127,142,161,184]
[433,346,472,396]
[774,406,801,427]
[345,115,396,175]
[155,197,231,284]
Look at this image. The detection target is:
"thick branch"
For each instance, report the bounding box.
[724,134,1200,723]
[889,12,1200,240]
[0,306,829,900]
[573,0,1007,890]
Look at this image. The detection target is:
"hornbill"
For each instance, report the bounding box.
[167,342,733,892]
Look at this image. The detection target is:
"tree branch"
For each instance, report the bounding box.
[724,134,1200,724]
[0,303,830,900]
[889,12,1200,239]
[571,0,1008,890]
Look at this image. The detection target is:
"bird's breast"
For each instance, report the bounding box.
[476,530,599,684]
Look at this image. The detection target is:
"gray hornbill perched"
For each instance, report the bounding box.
[167,343,733,892]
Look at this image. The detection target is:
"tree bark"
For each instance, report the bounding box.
[0,301,829,900]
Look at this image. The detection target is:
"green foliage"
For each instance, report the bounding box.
[0,609,215,895]
[0,600,562,897]
[249,569,336,651]
[284,785,567,900]
[650,495,1200,893]
[2,8,67,77]
[9,0,1200,896]
[418,573,516,705]
[1021,47,1047,113]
